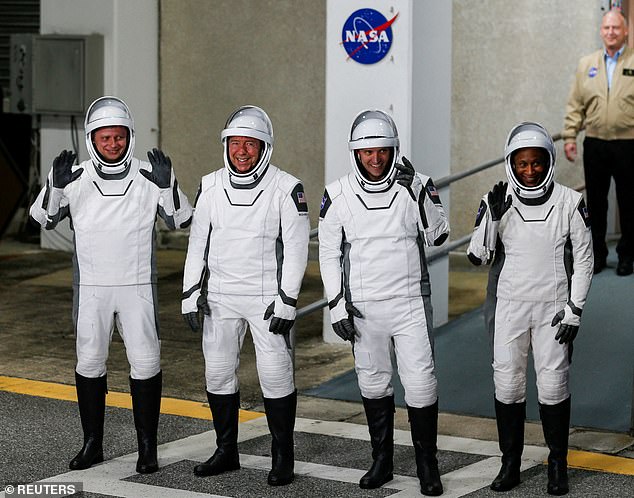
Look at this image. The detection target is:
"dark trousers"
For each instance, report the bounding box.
[583,137,634,261]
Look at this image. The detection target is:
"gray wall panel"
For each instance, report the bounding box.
[160,0,326,226]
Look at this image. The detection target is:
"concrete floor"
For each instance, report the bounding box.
[0,236,632,459]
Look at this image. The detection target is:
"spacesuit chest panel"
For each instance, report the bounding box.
[70,160,159,285]
[341,177,422,301]
[497,186,570,301]
[205,170,281,295]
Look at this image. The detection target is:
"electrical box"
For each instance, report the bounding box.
[9,34,104,115]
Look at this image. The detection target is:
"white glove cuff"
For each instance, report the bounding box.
[329,298,347,324]
[46,187,64,219]
[274,295,296,320]
[562,304,581,327]
[182,289,201,314]
[158,186,175,214]
[485,219,500,251]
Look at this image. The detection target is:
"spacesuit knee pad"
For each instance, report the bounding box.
[257,351,294,399]
[205,354,239,393]
[401,373,438,408]
[493,369,526,404]
[357,371,393,400]
[76,355,108,379]
[129,354,161,380]
[536,369,569,405]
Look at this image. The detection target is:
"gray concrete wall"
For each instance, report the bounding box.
[450,0,603,238]
[160,0,605,241]
[159,0,326,227]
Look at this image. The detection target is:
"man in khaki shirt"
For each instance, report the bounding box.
[564,8,634,276]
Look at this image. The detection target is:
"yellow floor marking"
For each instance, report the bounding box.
[568,449,634,476]
[2,376,633,476]
[0,375,262,423]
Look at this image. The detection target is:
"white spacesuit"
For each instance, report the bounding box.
[29,96,192,475]
[182,105,309,486]
[318,109,449,495]
[467,122,593,495]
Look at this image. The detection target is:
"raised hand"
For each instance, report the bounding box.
[142,148,172,189]
[395,156,415,189]
[487,181,512,221]
[52,150,82,188]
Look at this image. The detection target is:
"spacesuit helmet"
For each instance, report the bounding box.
[84,96,135,174]
[348,109,400,192]
[221,105,273,186]
[504,122,555,200]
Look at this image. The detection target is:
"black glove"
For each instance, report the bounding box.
[142,148,172,189]
[183,294,210,333]
[264,301,294,349]
[395,156,415,188]
[487,181,512,221]
[332,303,363,342]
[551,310,579,344]
[52,150,82,188]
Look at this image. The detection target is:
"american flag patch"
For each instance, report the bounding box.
[577,198,591,228]
[297,191,306,203]
[426,181,441,204]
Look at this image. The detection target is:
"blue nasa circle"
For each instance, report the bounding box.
[341,8,393,65]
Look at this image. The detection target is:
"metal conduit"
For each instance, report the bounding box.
[299,133,566,318]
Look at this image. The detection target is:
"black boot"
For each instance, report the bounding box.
[263,390,297,486]
[194,391,241,476]
[130,371,162,474]
[540,397,571,496]
[490,399,525,492]
[359,395,394,489]
[408,401,443,496]
[69,372,107,470]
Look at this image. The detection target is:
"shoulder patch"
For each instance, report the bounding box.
[425,178,441,205]
[291,183,308,214]
[577,198,590,228]
[474,199,487,227]
[319,189,332,219]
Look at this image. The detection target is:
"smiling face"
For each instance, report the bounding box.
[92,126,128,163]
[227,136,262,173]
[356,147,392,181]
[601,10,628,56]
[513,147,548,187]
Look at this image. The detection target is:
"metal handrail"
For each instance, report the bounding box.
[298,133,566,318]
[435,132,562,189]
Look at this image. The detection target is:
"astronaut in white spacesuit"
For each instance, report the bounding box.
[318,109,449,496]
[182,105,309,486]
[29,96,193,474]
[467,122,593,496]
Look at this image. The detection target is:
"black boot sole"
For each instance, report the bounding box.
[69,449,104,470]
[194,460,240,476]
[359,472,393,489]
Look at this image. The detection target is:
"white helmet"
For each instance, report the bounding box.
[504,122,555,201]
[348,109,400,192]
[84,96,135,174]
[220,105,273,186]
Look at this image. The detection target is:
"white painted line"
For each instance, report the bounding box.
[2,416,553,498]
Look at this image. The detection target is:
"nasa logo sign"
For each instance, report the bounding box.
[341,8,398,64]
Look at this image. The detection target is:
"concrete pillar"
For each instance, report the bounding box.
[323,1,451,342]
[39,0,158,251]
